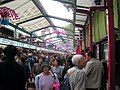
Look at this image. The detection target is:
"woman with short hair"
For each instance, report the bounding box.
[35,62,59,90]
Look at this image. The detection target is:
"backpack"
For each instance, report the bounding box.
[35,74,41,90]
[60,76,71,90]
[27,56,35,72]
[61,70,76,90]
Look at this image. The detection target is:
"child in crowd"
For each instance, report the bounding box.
[27,82,35,90]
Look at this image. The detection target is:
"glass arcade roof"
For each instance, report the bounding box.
[0,0,98,52]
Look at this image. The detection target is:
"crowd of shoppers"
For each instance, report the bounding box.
[0,45,106,90]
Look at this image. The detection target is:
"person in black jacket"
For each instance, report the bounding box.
[61,55,74,82]
[0,45,26,90]
[20,56,30,83]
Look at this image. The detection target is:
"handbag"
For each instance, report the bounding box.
[52,83,60,90]
[51,72,60,90]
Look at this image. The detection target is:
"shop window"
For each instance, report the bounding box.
[118,0,120,27]
[101,43,108,61]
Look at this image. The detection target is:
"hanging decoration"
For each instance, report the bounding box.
[56,34,61,38]
[48,42,54,47]
[45,28,50,32]
[61,30,66,35]
[57,46,62,49]
[0,7,20,25]
[55,30,61,35]
[46,39,54,44]
[55,30,64,38]
[49,29,66,37]
[65,43,70,47]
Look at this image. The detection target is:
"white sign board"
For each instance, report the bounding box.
[0,37,68,54]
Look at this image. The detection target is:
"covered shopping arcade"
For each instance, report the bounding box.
[0,0,119,90]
